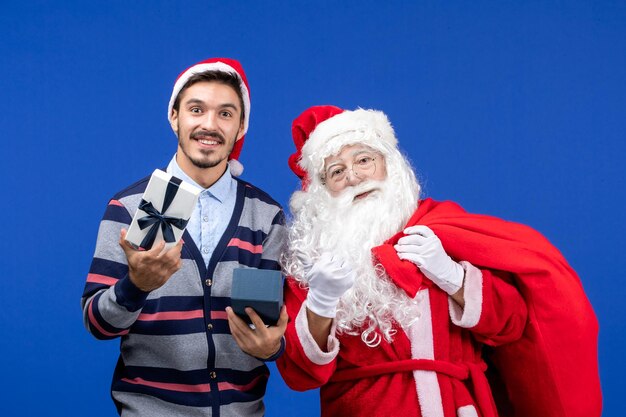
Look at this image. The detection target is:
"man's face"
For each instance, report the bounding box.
[322,144,387,198]
[170,81,244,171]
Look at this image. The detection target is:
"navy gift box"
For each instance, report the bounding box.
[231,268,284,325]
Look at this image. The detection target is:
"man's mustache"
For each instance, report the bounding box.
[191,131,225,143]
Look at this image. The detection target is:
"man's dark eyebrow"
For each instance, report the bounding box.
[183,98,239,109]
[182,99,239,111]
[219,102,240,111]
[183,98,204,105]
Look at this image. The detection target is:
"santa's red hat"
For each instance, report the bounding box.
[168,58,250,176]
[289,105,398,189]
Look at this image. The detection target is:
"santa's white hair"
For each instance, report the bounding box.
[283,126,422,347]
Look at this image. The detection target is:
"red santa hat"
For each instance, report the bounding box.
[168,58,250,176]
[288,105,398,189]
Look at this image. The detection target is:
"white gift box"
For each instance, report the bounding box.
[125,169,201,250]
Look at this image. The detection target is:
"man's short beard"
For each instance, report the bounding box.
[186,153,222,169]
[283,149,421,347]
[179,130,236,169]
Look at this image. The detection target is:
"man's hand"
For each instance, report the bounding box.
[306,253,356,318]
[226,306,288,359]
[395,225,464,296]
[119,228,183,292]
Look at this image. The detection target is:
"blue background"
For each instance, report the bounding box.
[1,1,624,415]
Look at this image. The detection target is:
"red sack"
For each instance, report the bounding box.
[372,198,601,417]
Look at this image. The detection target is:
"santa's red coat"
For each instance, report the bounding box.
[276,198,601,417]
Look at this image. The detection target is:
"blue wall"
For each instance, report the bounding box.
[1,1,623,415]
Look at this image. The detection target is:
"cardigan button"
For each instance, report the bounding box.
[205,279,212,287]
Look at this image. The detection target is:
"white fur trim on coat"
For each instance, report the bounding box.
[407,289,445,417]
[296,301,339,365]
[457,405,479,417]
[448,261,483,328]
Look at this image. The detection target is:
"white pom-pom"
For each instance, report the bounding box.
[228,159,244,176]
[289,190,308,213]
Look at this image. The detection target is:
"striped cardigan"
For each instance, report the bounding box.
[81,173,287,417]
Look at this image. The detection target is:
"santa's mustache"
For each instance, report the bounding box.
[333,180,387,205]
[191,130,225,143]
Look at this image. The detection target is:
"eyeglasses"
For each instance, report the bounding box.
[321,154,377,192]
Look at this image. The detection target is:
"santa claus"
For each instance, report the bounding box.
[276,106,601,417]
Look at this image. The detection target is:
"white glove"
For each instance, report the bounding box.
[394,225,464,295]
[305,253,356,318]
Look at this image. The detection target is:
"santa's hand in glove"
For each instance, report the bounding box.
[394,225,464,296]
[305,253,356,318]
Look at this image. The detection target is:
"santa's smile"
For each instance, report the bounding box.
[353,189,378,201]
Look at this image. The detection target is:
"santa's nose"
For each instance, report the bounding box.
[345,169,364,186]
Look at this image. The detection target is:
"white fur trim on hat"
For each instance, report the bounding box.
[299,109,397,179]
[167,62,250,135]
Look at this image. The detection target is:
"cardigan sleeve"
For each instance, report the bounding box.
[258,209,287,271]
[80,198,149,340]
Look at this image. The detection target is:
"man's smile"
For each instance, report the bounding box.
[199,139,219,145]
[191,132,225,149]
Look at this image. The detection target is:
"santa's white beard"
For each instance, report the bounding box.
[284,157,421,347]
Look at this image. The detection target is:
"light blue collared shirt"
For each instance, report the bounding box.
[167,155,237,267]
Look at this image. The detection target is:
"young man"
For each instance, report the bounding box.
[81,58,287,416]
[277,105,601,417]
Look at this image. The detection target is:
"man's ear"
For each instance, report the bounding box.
[235,119,245,141]
[169,109,179,134]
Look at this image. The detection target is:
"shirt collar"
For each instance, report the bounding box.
[166,154,234,203]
